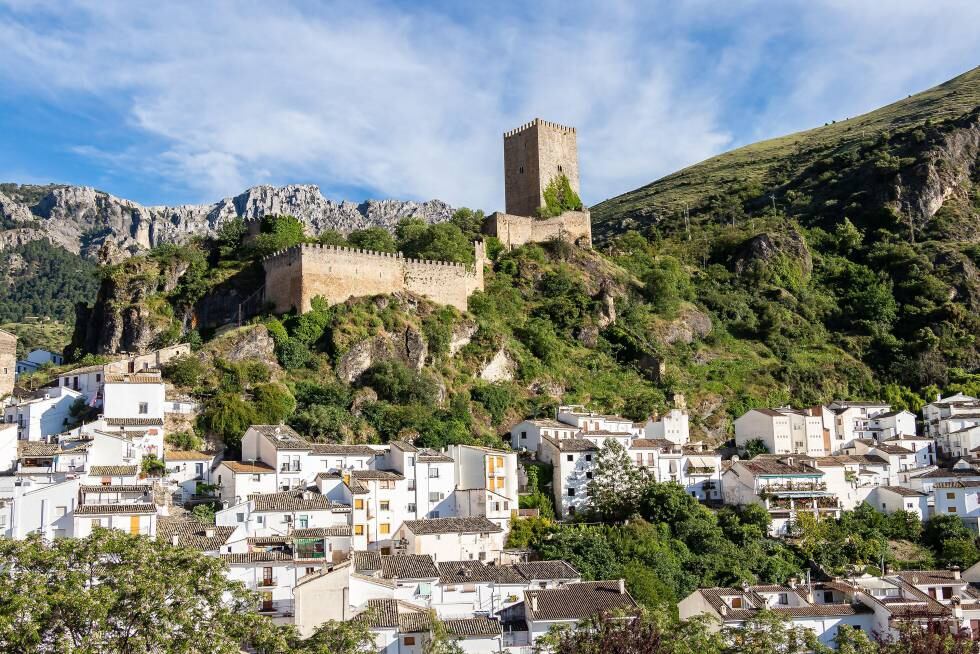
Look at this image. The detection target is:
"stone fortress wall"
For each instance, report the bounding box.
[263,241,485,313]
[0,329,15,398]
[483,210,592,249]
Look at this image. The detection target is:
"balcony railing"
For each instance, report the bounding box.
[760,481,827,493]
[257,578,277,588]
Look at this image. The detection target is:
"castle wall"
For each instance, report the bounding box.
[263,243,485,314]
[483,210,592,250]
[0,330,16,398]
[504,119,579,218]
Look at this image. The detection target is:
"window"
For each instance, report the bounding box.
[256,516,264,525]
[431,511,440,518]
[55,506,67,517]
[521,431,527,440]
[942,587,953,599]
[429,468,440,478]
[823,590,834,603]
[380,501,390,512]
[429,492,441,502]
[407,502,416,513]
[251,474,261,482]
[306,567,315,575]
[585,454,592,462]
[567,488,575,497]
[354,499,364,510]
[236,513,245,523]
[586,472,593,479]
[777,593,788,605]
[418,582,432,597]
[380,523,391,535]
[298,515,308,529]
[354,525,364,535]
[566,455,574,462]
[95,373,101,382]
[947,492,956,500]
[949,507,958,513]
[558,164,563,173]
[408,479,416,491]
[138,402,148,415]
[730,597,743,609]
[404,637,416,646]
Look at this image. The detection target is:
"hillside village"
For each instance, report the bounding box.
[2,117,980,652]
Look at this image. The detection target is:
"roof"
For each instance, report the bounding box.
[220,551,293,564]
[350,469,405,481]
[525,419,576,429]
[310,443,378,456]
[579,430,633,437]
[917,467,980,479]
[873,444,914,455]
[17,441,59,457]
[80,484,152,494]
[75,503,157,515]
[629,438,676,450]
[543,436,598,452]
[438,560,499,584]
[292,525,352,538]
[417,448,454,463]
[883,434,932,442]
[353,552,440,579]
[934,480,980,489]
[402,516,502,535]
[158,516,235,551]
[390,440,418,452]
[444,617,501,637]
[696,586,869,621]
[103,373,162,384]
[164,449,212,461]
[248,424,310,449]
[89,465,138,476]
[104,417,164,426]
[59,363,105,375]
[524,580,637,621]
[737,457,822,476]
[878,486,926,497]
[220,460,276,474]
[252,489,337,512]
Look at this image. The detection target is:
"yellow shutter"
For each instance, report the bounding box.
[130,515,140,535]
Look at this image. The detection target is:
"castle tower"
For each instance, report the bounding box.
[503,118,580,218]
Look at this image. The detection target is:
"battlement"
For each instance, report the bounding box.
[504,118,577,139]
[483,210,592,250]
[262,241,485,314]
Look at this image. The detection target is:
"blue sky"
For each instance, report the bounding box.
[1,1,979,211]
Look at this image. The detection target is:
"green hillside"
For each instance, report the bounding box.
[593,66,980,237]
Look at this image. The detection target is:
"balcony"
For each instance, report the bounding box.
[257,578,277,588]
[760,480,827,494]
[280,464,301,473]
[688,467,716,476]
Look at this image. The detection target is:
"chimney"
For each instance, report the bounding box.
[530,595,538,612]
[171,535,179,546]
[952,566,962,580]
[719,603,727,617]
[205,528,215,538]
[618,579,625,594]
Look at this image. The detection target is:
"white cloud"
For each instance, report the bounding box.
[0,0,977,209]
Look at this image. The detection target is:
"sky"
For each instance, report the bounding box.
[1,1,979,211]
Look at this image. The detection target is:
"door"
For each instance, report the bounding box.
[129,516,140,535]
[261,592,273,612]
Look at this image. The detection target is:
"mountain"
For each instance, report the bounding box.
[0,183,454,260]
[590,66,980,397]
[593,66,980,241]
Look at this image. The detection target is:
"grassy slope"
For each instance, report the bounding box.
[592,66,980,237]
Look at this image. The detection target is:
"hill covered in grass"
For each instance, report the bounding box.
[592,67,980,402]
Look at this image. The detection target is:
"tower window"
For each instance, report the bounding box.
[519,166,523,174]
[558,165,563,173]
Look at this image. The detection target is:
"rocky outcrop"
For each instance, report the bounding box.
[448,320,478,356]
[893,116,980,225]
[734,230,812,277]
[659,307,712,345]
[336,326,428,383]
[0,183,454,259]
[479,348,515,382]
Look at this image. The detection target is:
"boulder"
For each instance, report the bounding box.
[479,349,515,382]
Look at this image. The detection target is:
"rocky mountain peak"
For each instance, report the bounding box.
[0,183,455,259]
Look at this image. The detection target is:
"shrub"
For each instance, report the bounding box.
[162,355,207,387]
[537,174,583,218]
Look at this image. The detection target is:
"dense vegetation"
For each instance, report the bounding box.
[594,68,980,405]
[0,239,99,322]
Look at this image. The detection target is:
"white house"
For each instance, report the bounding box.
[538,435,598,518]
[4,386,82,441]
[933,480,980,532]
[449,444,518,533]
[878,434,937,467]
[509,418,579,453]
[395,517,505,564]
[0,477,79,539]
[864,410,917,442]
[15,349,64,377]
[734,407,831,457]
[869,486,930,521]
[102,372,166,421]
[642,408,691,446]
[73,502,157,537]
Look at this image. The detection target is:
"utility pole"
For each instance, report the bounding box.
[769,194,777,215]
[683,203,690,240]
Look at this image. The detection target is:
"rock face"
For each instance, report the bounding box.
[336,326,428,384]
[479,349,515,382]
[0,183,454,259]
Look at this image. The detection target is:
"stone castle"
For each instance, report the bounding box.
[262,119,592,314]
[483,118,592,249]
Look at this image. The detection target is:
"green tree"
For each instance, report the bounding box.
[140,453,166,477]
[586,440,649,522]
[348,227,397,253]
[252,382,297,424]
[214,217,248,258]
[201,392,258,450]
[249,214,306,257]
[166,430,204,451]
[742,439,769,459]
[537,174,584,218]
[642,256,694,316]
[423,613,465,654]
[162,354,208,387]
[0,530,281,653]
[398,221,475,264]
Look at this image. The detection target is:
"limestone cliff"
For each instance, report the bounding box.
[0,183,454,260]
